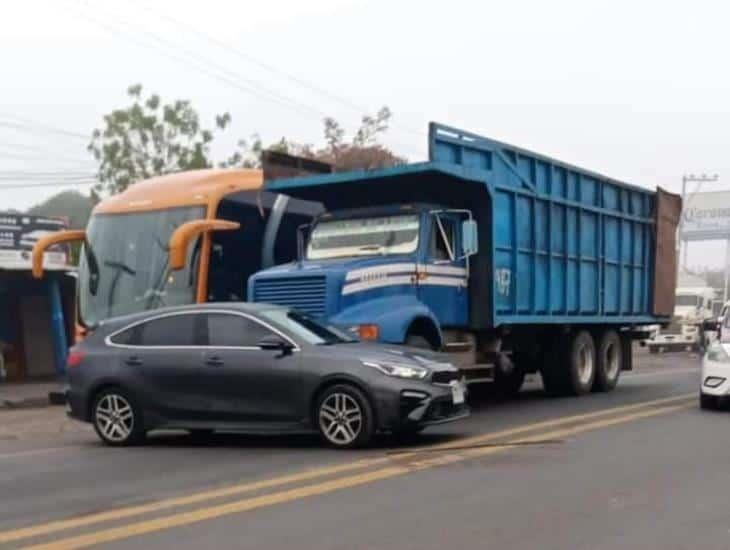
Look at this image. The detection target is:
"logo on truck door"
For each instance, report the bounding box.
[495,268,511,296]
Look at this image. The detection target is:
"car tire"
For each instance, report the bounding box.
[593,330,622,392]
[700,393,719,410]
[315,384,375,449]
[92,387,145,447]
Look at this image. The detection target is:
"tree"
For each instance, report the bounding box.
[225,106,406,172]
[27,190,97,264]
[90,84,406,194]
[88,84,233,195]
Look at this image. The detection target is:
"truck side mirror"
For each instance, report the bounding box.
[461,219,478,257]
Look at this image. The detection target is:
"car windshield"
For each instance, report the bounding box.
[675,295,700,306]
[260,309,357,345]
[78,206,205,328]
[306,214,419,260]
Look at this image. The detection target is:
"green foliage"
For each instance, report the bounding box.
[90,84,406,193]
[27,190,96,264]
[88,84,233,195]
[229,106,405,172]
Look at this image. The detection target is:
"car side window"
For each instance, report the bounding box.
[205,313,276,348]
[137,314,198,346]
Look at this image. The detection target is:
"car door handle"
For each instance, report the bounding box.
[125,356,143,366]
[206,356,224,367]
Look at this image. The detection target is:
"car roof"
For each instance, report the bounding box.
[97,302,287,329]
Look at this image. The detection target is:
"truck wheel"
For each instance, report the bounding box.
[593,330,622,392]
[494,368,525,398]
[405,334,434,350]
[542,331,596,396]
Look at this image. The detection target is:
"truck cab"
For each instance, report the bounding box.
[248,203,478,350]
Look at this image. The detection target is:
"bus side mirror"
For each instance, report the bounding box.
[31,229,86,279]
[168,219,240,271]
[461,219,478,258]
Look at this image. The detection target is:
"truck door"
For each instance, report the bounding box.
[417,212,469,327]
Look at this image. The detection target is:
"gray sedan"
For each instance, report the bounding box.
[65,303,469,448]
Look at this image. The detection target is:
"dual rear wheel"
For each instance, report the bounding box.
[541,329,623,396]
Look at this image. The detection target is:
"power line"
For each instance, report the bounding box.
[65,0,424,158]
[125,0,426,141]
[0,181,95,190]
[0,119,89,141]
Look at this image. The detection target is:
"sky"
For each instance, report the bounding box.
[1,0,728,268]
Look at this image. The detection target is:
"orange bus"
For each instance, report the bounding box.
[32,167,322,334]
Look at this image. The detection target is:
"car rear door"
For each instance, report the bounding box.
[111,312,210,422]
[199,311,303,425]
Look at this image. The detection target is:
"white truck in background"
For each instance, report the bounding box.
[646,285,717,353]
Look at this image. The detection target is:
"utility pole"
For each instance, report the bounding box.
[679,173,720,272]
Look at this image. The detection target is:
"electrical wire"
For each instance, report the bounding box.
[64,0,424,157]
[125,1,426,141]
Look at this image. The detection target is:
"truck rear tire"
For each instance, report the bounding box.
[542,330,596,396]
[593,330,622,392]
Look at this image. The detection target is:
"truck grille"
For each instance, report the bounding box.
[253,276,327,318]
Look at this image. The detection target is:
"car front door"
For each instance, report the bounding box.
[199,311,303,425]
[110,312,210,422]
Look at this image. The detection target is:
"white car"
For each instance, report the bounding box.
[700,339,730,409]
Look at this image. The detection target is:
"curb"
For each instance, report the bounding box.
[0,392,66,410]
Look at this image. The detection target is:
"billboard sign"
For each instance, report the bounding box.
[0,213,70,270]
[681,191,730,241]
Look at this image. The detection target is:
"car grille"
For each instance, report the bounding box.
[431,370,460,385]
[253,276,327,318]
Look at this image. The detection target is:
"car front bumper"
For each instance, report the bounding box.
[372,379,470,431]
[701,361,730,397]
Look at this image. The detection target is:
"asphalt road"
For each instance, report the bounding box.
[0,348,724,550]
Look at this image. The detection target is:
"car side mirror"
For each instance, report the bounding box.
[461,219,478,258]
[258,335,294,354]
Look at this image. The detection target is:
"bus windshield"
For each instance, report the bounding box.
[79,206,205,327]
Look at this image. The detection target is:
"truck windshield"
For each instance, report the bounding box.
[260,309,357,345]
[306,214,419,260]
[78,206,205,328]
[675,295,700,307]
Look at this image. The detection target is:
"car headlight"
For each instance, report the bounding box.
[362,361,429,380]
[706,341,730,363]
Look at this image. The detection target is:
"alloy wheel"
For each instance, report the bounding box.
[95,394,134,443]
[318,393,363,446]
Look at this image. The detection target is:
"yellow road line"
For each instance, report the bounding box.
[0,392,694,545]
[0,457,390,544]
[22,402,692,550]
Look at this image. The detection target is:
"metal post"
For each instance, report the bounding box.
[48,277,68,376]
[680,176,687,272]
[725,239,730,303]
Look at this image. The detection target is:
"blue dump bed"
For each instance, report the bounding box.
[265,123,680,329]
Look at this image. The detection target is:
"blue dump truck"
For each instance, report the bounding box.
[249,123,681,396]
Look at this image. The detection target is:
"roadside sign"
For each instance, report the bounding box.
[681,191,730,241]
[0,213,70,270]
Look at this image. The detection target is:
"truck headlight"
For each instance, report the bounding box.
[362,361,428,380]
